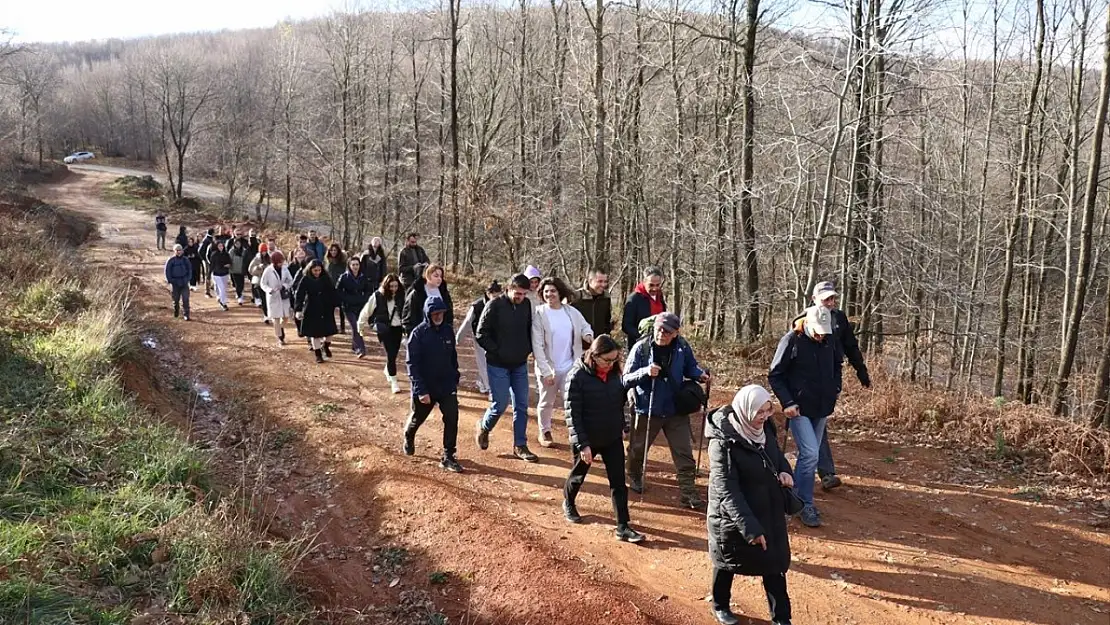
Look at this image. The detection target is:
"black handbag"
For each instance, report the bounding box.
[758,447,805,516]
[674,379,707,415]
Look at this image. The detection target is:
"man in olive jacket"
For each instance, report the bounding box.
[572,269,613,339]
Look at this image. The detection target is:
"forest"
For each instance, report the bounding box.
[1,0,1108,424]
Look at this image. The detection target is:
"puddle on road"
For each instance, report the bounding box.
[141,336,158,349]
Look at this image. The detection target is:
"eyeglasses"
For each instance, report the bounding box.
[597,354,619,364]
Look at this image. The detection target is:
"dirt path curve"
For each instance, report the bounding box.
[39,170,1110,625]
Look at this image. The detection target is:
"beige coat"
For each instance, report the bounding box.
[531,304,594,378]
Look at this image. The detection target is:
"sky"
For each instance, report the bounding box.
[5,0,342,43]
[5,0,1106,59]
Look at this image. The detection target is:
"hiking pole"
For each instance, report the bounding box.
[640,376,656,502]
[695,375,711,481]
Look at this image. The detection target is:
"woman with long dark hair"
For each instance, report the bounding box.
[326,243,347,333]
[336,257,372,357]
[174,225,189,249]
[295,260,339,364]
[359,273,406,393]
[563,334,645,544]
[184,236,201,290]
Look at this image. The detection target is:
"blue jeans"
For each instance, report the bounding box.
[818,432,836,477]
[480,363,530,446]
[788,415,826,507]
[345,309,365,354]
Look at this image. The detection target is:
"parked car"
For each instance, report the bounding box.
[63,151,95,164]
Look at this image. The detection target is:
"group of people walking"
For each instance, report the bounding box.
[161,219,871,625]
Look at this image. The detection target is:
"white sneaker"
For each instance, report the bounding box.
[390,379,401,394]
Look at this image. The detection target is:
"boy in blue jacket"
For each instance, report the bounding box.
[404,297,463,472]
[623,312,710,508]
[165,244,193,320]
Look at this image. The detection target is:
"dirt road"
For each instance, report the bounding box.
[38,170,1110,625]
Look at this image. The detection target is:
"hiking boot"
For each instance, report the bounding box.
[513,445,538,463]
[173,308,179,318]
[322,343,333,358]
[628,476,643,494]
[615,524,645,543]
[821,474,843,490]
[680,492,705,510]
[563,500,582,523]
[440,455,463,473]
[712,609,740,625]
[403,433,415,456]
[538,431,554,448]
[800,505,822,528]
[314,349,325,364]
[475,421,490,450]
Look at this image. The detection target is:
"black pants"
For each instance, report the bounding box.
[711,568,790,622]
[189,261,201,287]
[404,393,460,456]
[336,307,346,332]
[203,262,213,294]
[564,441,630,524]
[230,273,246,298]
[378,326,404,376]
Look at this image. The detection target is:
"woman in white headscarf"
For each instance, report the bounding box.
[704,385,795,625]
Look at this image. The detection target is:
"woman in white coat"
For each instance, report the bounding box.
[532,277,594,447]
[260,251,295,345]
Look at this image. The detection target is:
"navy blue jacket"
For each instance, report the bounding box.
[767,327,841,420]
[165,254,192,287]
[621,288,666,347]
[406,297,460,399]
[623,336,705,417]
[335,270,373,313]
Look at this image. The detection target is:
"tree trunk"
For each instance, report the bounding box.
[994,0,1045,398]
[1054,6,1110,414]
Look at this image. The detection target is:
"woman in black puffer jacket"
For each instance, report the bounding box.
[294,260,339,364]
[705,384,794,625]
[562,334,645,544]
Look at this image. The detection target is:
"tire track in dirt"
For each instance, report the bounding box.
[39,170,1110,625]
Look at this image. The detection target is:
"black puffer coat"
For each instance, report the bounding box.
[706,405,793,576]
[402,276,453,334]
[294,272,339,338]
[565,358,627,451]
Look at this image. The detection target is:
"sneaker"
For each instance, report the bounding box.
[563,500,582,523]
[513,445,538,463]
[820,474,843,490]
[800,505,822,528]
[475,421,490,450]
[220,302,229,311]
[712,609,740,625]
[390,379,401,394]
[264,319,272,325]
[440,455,463,473]
[173,309,179,318]
[356,351,366,359]
[538,431,554,448]
[680,493,705,510]
[183,315,190,321]
[403,434,415,456]
[628,477,643,494]
[237,297,244,305]
[477,385,489,395]
[615,524,645,543]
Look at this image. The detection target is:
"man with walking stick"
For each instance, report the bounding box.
[623,313,710,510]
